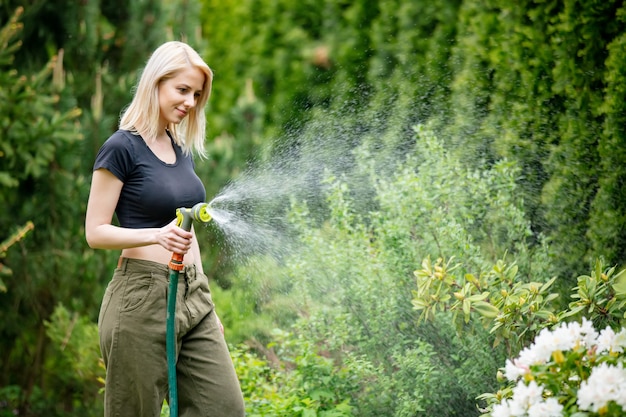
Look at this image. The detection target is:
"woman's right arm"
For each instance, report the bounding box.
[85,169,192,253]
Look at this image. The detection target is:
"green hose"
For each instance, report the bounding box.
[167,203,212,417]
[166,270,180,416]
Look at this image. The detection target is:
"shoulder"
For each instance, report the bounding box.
[94,130,141,178]
[101,130,139,151]
[97,130,144,162]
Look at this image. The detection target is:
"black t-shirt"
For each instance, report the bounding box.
[93,129,206,228]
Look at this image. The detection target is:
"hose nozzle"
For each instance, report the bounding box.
[169,203,213,271]
[175,202,213,232]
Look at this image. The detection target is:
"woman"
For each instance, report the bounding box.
[85,41,245,417]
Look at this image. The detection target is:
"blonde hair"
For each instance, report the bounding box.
[119,41,213,157]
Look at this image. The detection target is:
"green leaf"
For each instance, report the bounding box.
[544,293,559,302]
[463,299,471,321]
[612,267,626,282]
[472,301,500,318]
[613,269,626,297]
[559,305,585,318]
[310,389,334,402]
[540,276,557,293]
[595,260,602,281]
[534,310,553,319]
[467,291,490,302]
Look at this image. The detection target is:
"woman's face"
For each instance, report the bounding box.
[158,66,205,129]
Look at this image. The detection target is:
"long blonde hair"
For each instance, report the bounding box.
[119,41,213,157]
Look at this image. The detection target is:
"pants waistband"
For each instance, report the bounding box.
[116,257,197,281]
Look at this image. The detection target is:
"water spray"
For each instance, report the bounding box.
[167,202,212,417]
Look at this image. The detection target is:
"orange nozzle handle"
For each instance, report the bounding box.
[169,253,185,271]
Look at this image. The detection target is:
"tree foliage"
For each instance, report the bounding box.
[4,0,626,415]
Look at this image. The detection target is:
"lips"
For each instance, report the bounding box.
[176,108,187,117]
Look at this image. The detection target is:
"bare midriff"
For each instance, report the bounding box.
[121,245,197,266]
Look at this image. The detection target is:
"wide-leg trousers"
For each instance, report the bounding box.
[98,258,245,417]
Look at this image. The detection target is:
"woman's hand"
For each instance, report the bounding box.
[156,219,194,254]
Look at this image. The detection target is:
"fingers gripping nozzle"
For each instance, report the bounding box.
[169,203,212,271]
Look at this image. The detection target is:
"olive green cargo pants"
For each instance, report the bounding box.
[98,258,245,417]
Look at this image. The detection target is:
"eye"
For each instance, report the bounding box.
[194,92,202,99]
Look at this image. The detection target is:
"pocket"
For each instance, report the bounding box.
[185,271,214,323]
[187,269,211,295]
[120,271,158,312]
[193,271,212,299]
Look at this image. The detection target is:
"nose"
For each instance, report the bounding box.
[184,93,196,108]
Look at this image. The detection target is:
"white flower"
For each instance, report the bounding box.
[577,362,626,412]
[491,400,513,417]
[550,323,578,351]
[596,327,617,353]
[597,326,626,354]
[504,359,528,381]
[520,321,583,367]
[560,319,599,350]
[530,327,559,363]
[516,344,545,368]
[511,380,544,411]
[493,320,626,417]
[615,328,626,353]
[508,398,526,417]
[578,318,599,347]
[617,382,626,409]
[527,397,563,417]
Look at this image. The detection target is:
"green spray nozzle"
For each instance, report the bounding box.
[169,203,212,271]
[175,202,213,232]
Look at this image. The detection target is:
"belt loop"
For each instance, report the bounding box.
[117,257,128,273]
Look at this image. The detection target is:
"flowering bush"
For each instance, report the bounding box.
[484,318,626,417]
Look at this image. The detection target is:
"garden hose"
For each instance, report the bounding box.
[167,203,212,417]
